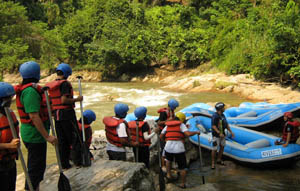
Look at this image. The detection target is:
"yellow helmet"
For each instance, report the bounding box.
[176,112,186,123]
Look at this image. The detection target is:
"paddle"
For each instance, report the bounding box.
[157,133,165,191]
[135,121,139,163]
[43,87,72,191]
[3,106,34,191]
[197,134,205,184]
[76,76,91,167]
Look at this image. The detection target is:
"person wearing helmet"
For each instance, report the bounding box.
[128,106,160,168]
[156,98,179,169]
[15,61,57,191]
[103,103,138,161]
[0,82,20,191]
[160,112,200,189]
[275,112,300,147]
[78,110,96,160]
[211,102,234,169]
[46,63,83,169]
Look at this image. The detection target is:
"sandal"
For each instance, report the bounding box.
[178,184,186,189]
[211,165,215,169]
[217,160,226,166]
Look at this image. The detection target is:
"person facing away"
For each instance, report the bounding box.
[0,82,20,191]
[211,102,234,169]
[157,98,179,169]
[103,103,138,161]
[127,106,160,168]
[15,61,57,191]
[46,63,83,169]
[160,112,200,189]
[275,112,300,147]
[78,109,96,160]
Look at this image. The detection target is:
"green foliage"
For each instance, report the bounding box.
[1,0,300,85]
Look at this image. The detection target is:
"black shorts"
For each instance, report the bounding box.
[107,150,126,161]
[164,151,187,170]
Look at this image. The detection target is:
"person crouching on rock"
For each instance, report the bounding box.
[103,103,139,161]
[0,82,20,191]
[128,106,160,168]
[78,110,96,160]
[160,112,200,189]
[275,112,300,147]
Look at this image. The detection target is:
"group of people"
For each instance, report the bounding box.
[0,61,96,191]
[1,61,300,190]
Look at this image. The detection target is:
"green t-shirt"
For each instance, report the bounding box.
[20,87,50,143]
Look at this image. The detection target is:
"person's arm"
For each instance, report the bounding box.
[159,127,167,141]
[60,82,83,104]
[0,139,20,149]
[226,125,235,138]
[283,132,291,147]
[29,112,57,144]
[117,123,138,147]
[184,131,200,137]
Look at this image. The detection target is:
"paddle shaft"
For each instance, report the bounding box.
[43,90,64,173]
[4,107,34,191]
[197,134,205,184]
[135,121,139,162]
[157,133,165,191]
[77,78,86,142]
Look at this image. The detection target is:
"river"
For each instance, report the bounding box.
[14,82,300,190]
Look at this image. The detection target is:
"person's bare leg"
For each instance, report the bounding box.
[211,150,215,168]
[180,169,187,187]
[166,160,172,179]
[217,145,224,162]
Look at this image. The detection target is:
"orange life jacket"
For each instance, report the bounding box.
[0,111,19,161]
[103,117,127,147]
[15,83,49,125]
[128,121,151,146]
[77,121,92,147]
[282,121,300,142]
[165,120,185,141]
[157,108,172,130]
[46,80,75,110]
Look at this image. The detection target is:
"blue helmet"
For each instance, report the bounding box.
[168,99,179,110]
[114,103,129,118]
[0,82,15,106]
[134,106,147,119]
[83,110,96,124]
[56,63,72,79]
[19,61,40,80]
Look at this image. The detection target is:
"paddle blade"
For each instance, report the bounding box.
[159,168,165,191]
[82,143,91,167]
[58,172,71,191]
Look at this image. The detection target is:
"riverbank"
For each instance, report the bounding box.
[5,66,300,104]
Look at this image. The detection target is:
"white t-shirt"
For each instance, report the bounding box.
[106,117,128,152]
[161,123,188,153]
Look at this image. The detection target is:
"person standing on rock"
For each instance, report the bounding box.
[160,112,200,189]
[128,106,160,168]
[15,61,57,191]
[211,102,234,169]
[78,109,96,160]
[46,63,83,169]
[103,103,138,161]
[275,112,300,147]
[157,98,179,169]
[0,82,20,191]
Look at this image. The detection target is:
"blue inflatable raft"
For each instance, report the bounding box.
[187,115,300,166]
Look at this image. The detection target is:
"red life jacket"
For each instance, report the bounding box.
[77,121,92,147]
[282,121,300,142]
[46,80,75,110]
[157,108,172,130]
[15,83,49,125]
[0,111,19,161]
[128,121,151,146]
[165,120,185,141]
[103,117,127,147]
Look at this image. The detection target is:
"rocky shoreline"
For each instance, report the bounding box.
[4,67,300,104]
